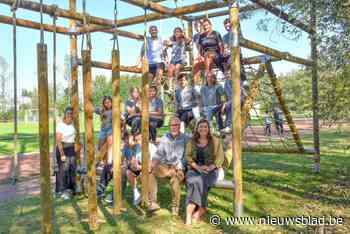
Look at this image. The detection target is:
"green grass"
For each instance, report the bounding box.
[0,128,349,233]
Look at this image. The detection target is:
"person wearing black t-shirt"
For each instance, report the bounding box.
[194,18,224,76]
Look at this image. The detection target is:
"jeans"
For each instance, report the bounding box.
[202,105,224,130]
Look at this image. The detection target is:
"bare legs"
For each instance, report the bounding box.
[185,202,207,225]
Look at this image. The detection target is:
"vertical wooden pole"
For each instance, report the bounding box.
[310,1,320,172]
[187,20,194,67]
[141,57,150,208]
[112,50,122,215]
[12,10,18,183]
[82,50,98,230]
[69,0,81,176]
[241,64,265,127]
[230,2,243,217]
[265,61,304,153]
[37,43,52,234]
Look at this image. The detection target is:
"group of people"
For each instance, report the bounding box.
[264,108,284,136]
[55,109,229,225]
[54,17,248,225]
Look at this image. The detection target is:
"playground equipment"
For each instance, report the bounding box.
[0,0,320,232]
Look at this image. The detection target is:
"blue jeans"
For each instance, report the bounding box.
[225,101,232,128]
[202,105,224,130]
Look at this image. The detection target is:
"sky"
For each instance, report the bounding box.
[0,0,311,97]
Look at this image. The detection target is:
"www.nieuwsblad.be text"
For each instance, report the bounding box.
[209,215,345,226]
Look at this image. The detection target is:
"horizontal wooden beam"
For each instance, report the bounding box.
[191,4,261,20]
[249,0,312,34]
[240,37,312,66]
[242,55,280,65]
[243,146,314,154]
[0,0,115,28]
[0,0,224,29]
[0,14,73,35]
[77,24,144,40]
[76,59,142,73]
[121,0,171,15]
[116,0,228,27]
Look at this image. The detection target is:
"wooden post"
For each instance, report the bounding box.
[69,0,81,189]
[140,57,150,208]
[11,10,18,183]
[265,61,304,153]
[37,43,52,234]
[241,64,265,127]
[230,2,243,217]
[187,20,194,67]
[310,1,320,172]
[112,50,122,215]
[82,50,98,230]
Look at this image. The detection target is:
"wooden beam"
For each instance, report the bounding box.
[77,24,144,40]
[69,0,81,192]
[265,61,304,153]
[230,3,243,217]
[116,0,228,27]
[0,14,73,35]
[37,43,52,234]
[242,55,280,65]
[76,59,142,73]
[243,146,314,154]
[121,0,171,15]
[192,3,261,20]
[140,57,150,208]
[240,37,312,66]
[310,0,320,173]
[241,64,266,127]
[0,0,115,28]
[82,49,98,230]
[249,0,312,34]
[0,0,222,29]
[112,50,122,215]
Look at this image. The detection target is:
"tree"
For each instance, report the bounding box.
[92,75,112,107]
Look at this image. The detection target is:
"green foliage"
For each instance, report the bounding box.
[259,66,350,123]
[92,75,112,107]
[92,74,141,108]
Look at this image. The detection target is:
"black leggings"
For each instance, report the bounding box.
[55,145,76,194]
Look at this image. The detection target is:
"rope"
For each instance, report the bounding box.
[11,0,20,184]
[174,0,185,30]
[81,0,92,51]
[40,0,44,43]
[112,0,119,50]
[143,3,148,59]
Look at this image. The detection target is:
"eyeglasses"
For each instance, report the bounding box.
[170,124,180,127]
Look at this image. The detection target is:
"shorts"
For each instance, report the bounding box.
[204,51,224,72]
[170,59,185,66]
[149,62,165,77]
[98,127,112,142]
[127,165,141,177]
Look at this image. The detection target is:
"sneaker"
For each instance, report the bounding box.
[133,188,141,206]
[104,193,113,205]
[171,206,179,216]
[221,127,232,134]
[148,202,160,212]
[61,192,70,200]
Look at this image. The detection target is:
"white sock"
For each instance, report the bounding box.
[180,122,185,133]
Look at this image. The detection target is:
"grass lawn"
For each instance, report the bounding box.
[0,127,349,233]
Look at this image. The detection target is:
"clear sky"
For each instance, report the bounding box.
[0,0,310,96]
